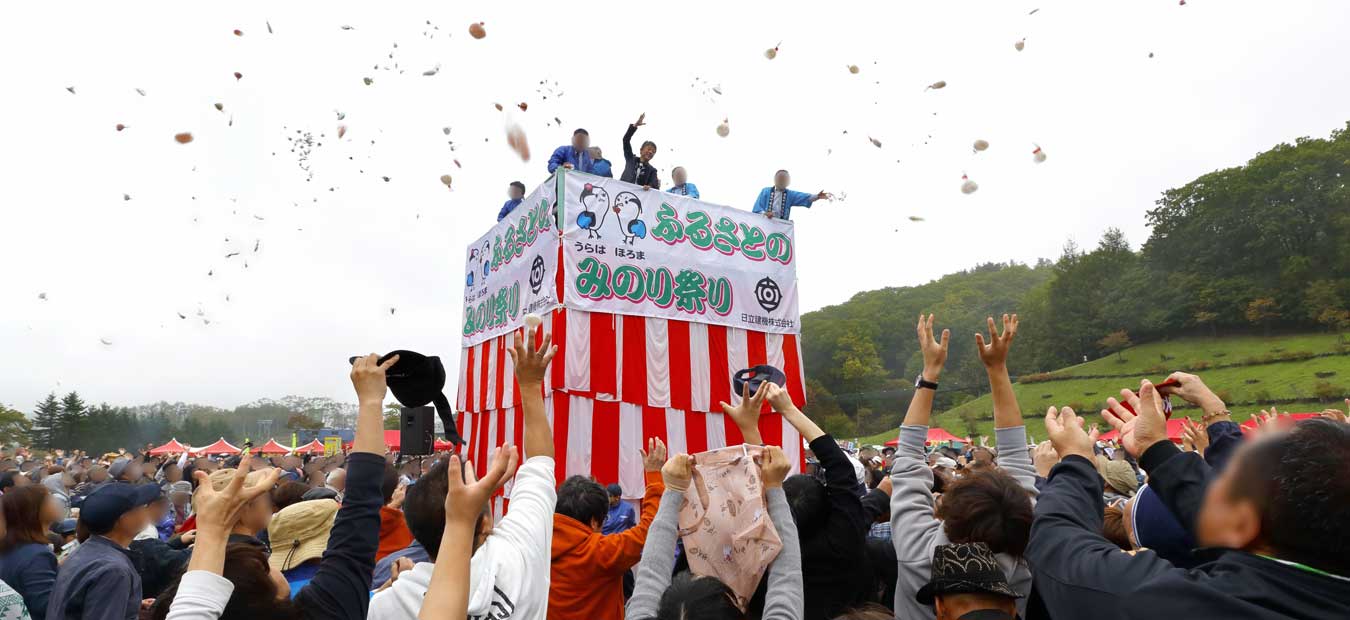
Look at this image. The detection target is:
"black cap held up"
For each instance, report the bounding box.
[352,350,463,445]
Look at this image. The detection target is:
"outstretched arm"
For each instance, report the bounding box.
[723,381,771,445]
[901,314,949,428]
[510,324,557,459]
[976,314,1038,495]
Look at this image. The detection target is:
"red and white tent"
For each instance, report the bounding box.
[196,438,242,455]
[293,439,326,455]
[148,438,190,455]
[255,439,293,455]
[883,427,964,447]
[456,172,808,504]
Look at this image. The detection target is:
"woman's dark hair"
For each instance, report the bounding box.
[936,468,1033,556]
[271,482,311,512]
[1228,419,1350,575]
[152,543,302,620]
[555,476,608,527]
[2,486,52,550]
[656,571,742,620]
[0,471,21,493]
[783,474,828,533]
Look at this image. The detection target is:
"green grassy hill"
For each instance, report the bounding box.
[857,333,1350,445]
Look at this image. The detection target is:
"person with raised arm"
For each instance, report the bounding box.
[417,447,517,620]
[369,326,558,620]
[1029,379,1350,620]
[751,170,831,220]
[731,378,867,618]
[619,113,659,190]
[889,314,1037,620]
[624,447,802,620]
[149,353,395,620]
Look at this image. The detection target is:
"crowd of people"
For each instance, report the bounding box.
[494,114,829,222]
[1,315,1348,620]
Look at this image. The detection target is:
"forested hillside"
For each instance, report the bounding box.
[803,122,1350,437]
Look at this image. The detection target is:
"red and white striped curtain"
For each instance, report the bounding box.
[456,308,808,500]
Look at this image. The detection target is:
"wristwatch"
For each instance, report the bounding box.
[915,374,938,390]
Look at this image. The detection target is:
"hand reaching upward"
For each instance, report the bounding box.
[975,314,1018,368]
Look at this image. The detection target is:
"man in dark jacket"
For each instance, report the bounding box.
[1032,379,1350,620]
[619,113,659,189]
[47,483,159,620]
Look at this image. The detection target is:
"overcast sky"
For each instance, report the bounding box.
[3,1,1349,413]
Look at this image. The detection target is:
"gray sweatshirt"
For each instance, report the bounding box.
[626,487,803,620]
[890,425,1039,620]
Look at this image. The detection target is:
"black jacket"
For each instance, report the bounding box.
[1028,447,1350,620]
[799,435,870,620]
[129,537,192,598]
[293,451,384,620]
[619,124,660,188]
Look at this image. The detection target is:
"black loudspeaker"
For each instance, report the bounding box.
[400,406,435,456]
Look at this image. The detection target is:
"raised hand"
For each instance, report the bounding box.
[445,444,517,526]
[634,113,646,127]
[720,381,770,443]
[1032,440,1060,478]
[662,453,693,492]
[640,437,668,472]
[1160,371,1225,414]
[352,353,400,404]
[760,446,791,488]
[1043,407,1094,462]
[191,459,279,533]
[1102,381,1169,459]
[815,190,832,201]
[1181,418,1208,455]
[975,314,1019,368]
[916,314,950,380]
[1321,406,1348,424]
[509,325,556,386]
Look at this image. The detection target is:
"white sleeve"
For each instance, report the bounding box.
[166,571,235,620]
[491,457,558,555]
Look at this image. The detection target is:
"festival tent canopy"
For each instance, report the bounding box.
[1098,418,1187,443]
[926,427,964,444]
[256,439,292,455]
[148,438,190,455]
[883,427,964,447]
[293,439,326,455]
[197,438,242,455]
[1238,412,1319,430]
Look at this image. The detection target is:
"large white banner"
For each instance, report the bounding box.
[560,171,800,334]
[460,180,560,347]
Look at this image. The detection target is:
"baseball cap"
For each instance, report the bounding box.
[107,458,131,479]
[51,518,78,536]
[80,483,161,533]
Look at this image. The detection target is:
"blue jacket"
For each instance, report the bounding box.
[602,500,638,535]
[0,542,56,617]
[593,158,614,178]
[752,187,816,220]
[667,183,700,199]
[497,198,522,222]
[547,145,594,174]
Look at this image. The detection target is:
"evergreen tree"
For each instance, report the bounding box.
[57,391,87,449]
[31,392,61,449]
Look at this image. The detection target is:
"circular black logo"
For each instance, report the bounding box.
[529,255,546,294]
[754,277,782,312]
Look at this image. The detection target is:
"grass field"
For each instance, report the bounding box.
[854,333,1350,446]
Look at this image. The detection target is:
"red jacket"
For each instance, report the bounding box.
[548,471,663,620]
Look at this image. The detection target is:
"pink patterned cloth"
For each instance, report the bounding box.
[677,444,783,609]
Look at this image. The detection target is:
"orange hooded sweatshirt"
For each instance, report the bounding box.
[548,471,663,620]
[375,505,414,563]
